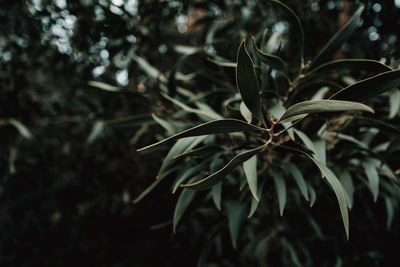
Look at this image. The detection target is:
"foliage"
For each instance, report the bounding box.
[1,0,400,266]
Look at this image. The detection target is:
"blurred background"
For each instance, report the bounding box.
[1,0,400,266]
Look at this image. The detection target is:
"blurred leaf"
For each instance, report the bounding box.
[236,39,264,124]
[271,167,287,216]
[339,170,355,209]
[88,81,121,92]
[308,6,364,71]
[278,100,374,123]
[87,121,104,144]
[151,113,177,135]
[181,144,268,190]
[252,37,289,75]
[243,155,259,201]
[308,185,316,208]
[389,89,400,119]
[157,136,207,180]
[137,119,264,151]
[248,178,266,218]
[283,162,309,201]
[210,158,224,211]
[8,119,33,140]
[240,101,252,123]
[362,162,380,202]
[227,201,247,249]
[384,196,395,230]
[266,0,304,66]
[286,242,302,267]
[331,70,400,101]
[211,181,223,211]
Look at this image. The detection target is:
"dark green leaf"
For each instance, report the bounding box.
[308,6,364,71]
[248,178,266,218]
[252,37,289,75]
[137,119,265,151]
[308,185,316,207]
[331,70,400,102]
[278,100,374,123]
[210,158,224,211]
[384,196,395,230]
[271,167,286,216]
[236,39,264,124]
[308,157,349,239]
[8,119,33,140]
[227,201,247,249]
[339,170,355,209]
[308,59,392,75]
[173,177,198,232]
[181,144,268,190]
[173,145,221,160]
[243,155,259,201]
[362,162,379,202]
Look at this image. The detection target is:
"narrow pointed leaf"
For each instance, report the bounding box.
[181,144,268,190]
[331,70,400,102]
[308,59,392,75]
[283,162,309,201]
[157,136,206,180]
[252,37,289,75]
[308,185,316,207]
[236,39,264,123]
[137,119,265,151]
[308,157,349,239]
[173,179,197,233]
[362,162,379,202]
[173,145,221,159]
[389,89,400,119]
[172,160,211,194]
[384,197,394,230]
[8,119,33,140]
[227,201,247,249]
[308,6,364,71]
[339,170,354,209]
[240,101,252,123]
[211,182,222,211]
[278,100,374,123]
[267,0,304,65]
[243,155,258,201]
[248,178,266,218]
[271,167,287,216]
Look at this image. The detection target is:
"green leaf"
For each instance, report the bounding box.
[172,160,211,194]
[236,39,264,124]
[173,145,221,160]
[283,162,309,201]
[227,201,247,249]
[271,167,286,216]
[87,121,105,144]
[307,59,392,75]
[88,81,122,92]
[266,0,304,66]
[384,196,395,230]
[308,157,349,239]
[211,182,222,211]
[240,101,252,123]
[308,185,316,207]
[278,100,374,123]
[251,37,289,75]
[181,144,268,190]
[314,138,326,165]
[339,170,355,209]
[8,119,33,140]
[248,178,266,218]
[151,113,177,135]
[137,119,265,151]
[389,89,400,119]
[331,70,400,102]
[243,155,259,201]
[173,177,198,233]
[157,136,207,180]
[308,6,364,71]
[362,162,379,202]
